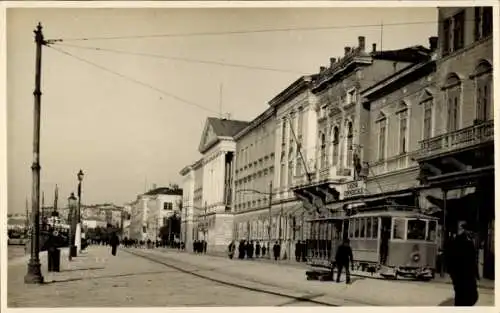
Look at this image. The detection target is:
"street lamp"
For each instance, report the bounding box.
[68,192,77,260]
[75,169,84,253]
[24,23,45,285]
[235,181,274,259]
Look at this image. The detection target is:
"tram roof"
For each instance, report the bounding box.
[348,210,439,220]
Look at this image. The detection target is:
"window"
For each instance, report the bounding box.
[378,118,387,160]
[332,126,339,165]
[347,89,357,104]
[360,218,366,238]
[445,74,461,132]
[474,61,493,122]
[423,101,433,140]
[407,219,426,240]
[163,217,168,226]
[320,133,327,168]
[372,217,379,238]
[453,11,465,51]
[392,218,405,240]
[346,122,353,164]
[475,7,493,41]
[399,109,408,154]
[289,113,296,146]
[349,219,355,238]
[442,18,451,56]
[427,220,437,241]
[142,226,147,233]
[366,217,373,238]
[354,218,360,238]
[163,202,173,210]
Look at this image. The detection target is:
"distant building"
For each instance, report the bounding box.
[128,187,183,241]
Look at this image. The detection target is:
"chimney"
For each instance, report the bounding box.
[358,36,366,51]
[344,47,351,56]
[320,66,327,72]
[429,36,438,51]
[330,57,336,66]
[372,43,377,53]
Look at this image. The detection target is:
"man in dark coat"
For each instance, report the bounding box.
[273,241,281,261]
[262,243,267,257]
[446,221,479,306]
[335,238,354,284]
[110,232,120,256]
[247,241,254,259]
[238,240,246,259]
[255,241,261,258]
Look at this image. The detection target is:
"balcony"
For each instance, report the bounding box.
[416,120,494,161]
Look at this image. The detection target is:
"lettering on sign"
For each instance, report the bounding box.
[341,180,366,199]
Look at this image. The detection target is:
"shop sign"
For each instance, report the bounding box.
[340,180,366,200]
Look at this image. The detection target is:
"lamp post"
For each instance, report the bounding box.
[24,23,45,284]
[68,192,77,260]
[235,181,274,259]
[75,169,84,253]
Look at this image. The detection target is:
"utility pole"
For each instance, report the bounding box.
[267,181,273,259]
[25,22,45,284]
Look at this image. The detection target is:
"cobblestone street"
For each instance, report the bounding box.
[8,245,495,307]
[8,246,333,307]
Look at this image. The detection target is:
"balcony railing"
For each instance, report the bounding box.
[418,120,494,158]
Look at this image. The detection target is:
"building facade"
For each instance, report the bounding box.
[232,107,276,247]
[128,187,183,241]
[413,6,494,279]
[180,118,248,254]
[180,164,196,251]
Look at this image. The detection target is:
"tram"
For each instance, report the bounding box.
[305,204,438,281]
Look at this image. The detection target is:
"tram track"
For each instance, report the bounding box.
[125,248,358,306]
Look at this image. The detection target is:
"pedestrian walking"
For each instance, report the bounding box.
[295,241,300,262]
[202,240,207,254]
[445,221,479,306]
[247,241,254,259]
[110,232,119,256]
[255,241,261,258]
[228,241,235,259]
[273,241,280,261]
[238,240,246,259]
[262,243,267,257]
[335,238,353,284]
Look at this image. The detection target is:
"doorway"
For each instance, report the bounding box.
[379,217,391,265]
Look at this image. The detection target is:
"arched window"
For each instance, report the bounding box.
[397,102,408,154]
[443,73,461,132]
[376,112,387,161]
[419,89,434,140]
[320,133,327,168]
[472,60,493,122]
[332,126,339,165]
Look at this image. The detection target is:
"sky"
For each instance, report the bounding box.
[6,6,438,213]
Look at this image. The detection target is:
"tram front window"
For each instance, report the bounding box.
[407,219,426,240]
[427,220,437,241]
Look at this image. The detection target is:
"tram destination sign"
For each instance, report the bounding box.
[340,180,367,200]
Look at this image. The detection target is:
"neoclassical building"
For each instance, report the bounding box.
[180,117,248,254]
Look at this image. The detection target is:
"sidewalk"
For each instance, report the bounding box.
[194,248,495,290]
[149,248,495,306]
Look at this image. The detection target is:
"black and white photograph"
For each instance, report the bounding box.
[2,1,497,308]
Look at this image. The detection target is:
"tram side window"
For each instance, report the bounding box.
[407,219,426,240]
[393,218,406,240]
[354,218,360,238]
[427,220,437,241]
[349,219,355,238]
[372,217,379,239]
[360,218,366,238]
[367,217,373,238]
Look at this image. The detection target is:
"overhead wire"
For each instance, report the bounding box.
[47,19,442,42]
[49,42,309,75]
[46,45,220,114]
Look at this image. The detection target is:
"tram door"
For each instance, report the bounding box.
[379,217,391,265]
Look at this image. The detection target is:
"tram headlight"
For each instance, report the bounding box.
[411,253,421,262]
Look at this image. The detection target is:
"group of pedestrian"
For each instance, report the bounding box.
[193,240,207,254]
[228,240,283,261]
